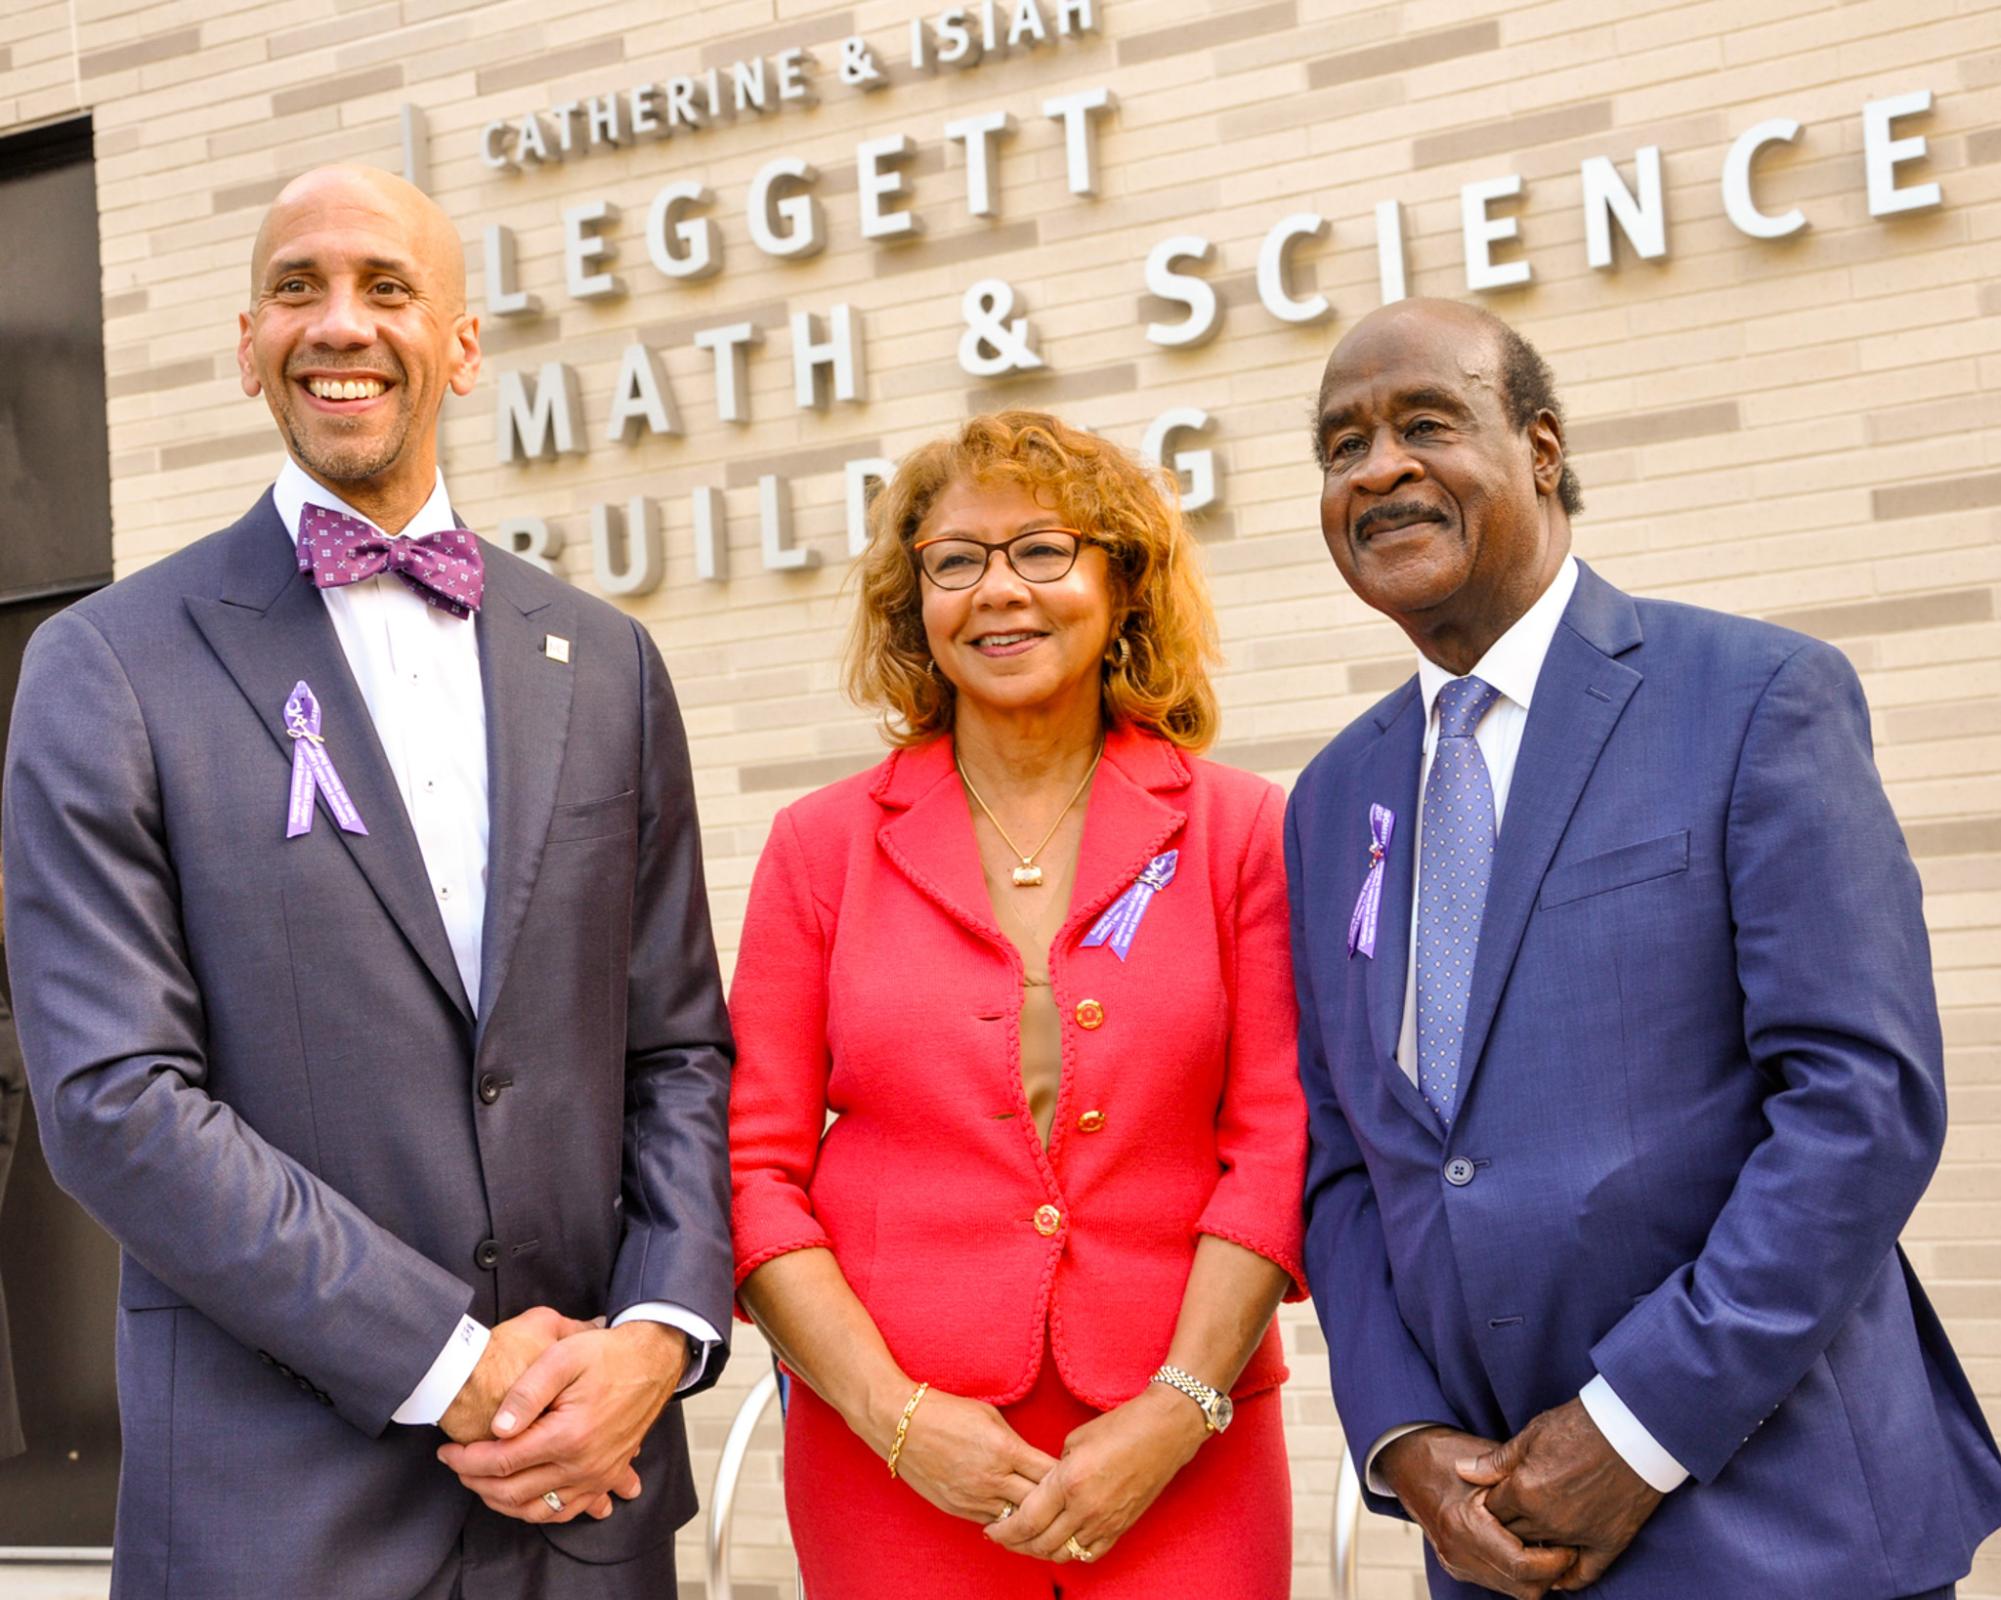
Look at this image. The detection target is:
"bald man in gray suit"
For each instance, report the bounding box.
[3,166,733,1598]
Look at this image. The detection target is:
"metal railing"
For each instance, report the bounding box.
[707,1371,1368,1599]
[705,1368,782,1600]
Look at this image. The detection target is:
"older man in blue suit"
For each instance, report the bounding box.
[1288,298,2001,1598]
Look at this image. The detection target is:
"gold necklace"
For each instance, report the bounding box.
[957,738,1104,887]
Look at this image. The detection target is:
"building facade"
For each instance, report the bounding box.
[3,0,1999,1594]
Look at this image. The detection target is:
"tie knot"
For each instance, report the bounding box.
[1435,675,1500,739]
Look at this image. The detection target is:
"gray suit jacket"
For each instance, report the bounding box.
[1,493,735,1597]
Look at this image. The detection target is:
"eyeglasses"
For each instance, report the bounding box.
[911,528,1091,590]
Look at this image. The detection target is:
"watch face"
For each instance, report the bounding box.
[1211,1394,1235,1432]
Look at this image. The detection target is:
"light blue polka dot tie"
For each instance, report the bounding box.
[1417,675,1502,1126]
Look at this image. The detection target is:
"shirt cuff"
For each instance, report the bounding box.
[611,1302,720,1393]
[1364,1422,1439,1497]
[1580,1373,1689,1494]
[392,1314,489,1426]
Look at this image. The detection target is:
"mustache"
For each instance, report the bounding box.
[285,351,406,382]
[1355,501,1445,538]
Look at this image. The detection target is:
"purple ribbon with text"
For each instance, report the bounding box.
[1347,804,1394,958]
[1082,850,1178,961]
[284,680,368,839]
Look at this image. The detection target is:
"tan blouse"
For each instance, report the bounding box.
[972,800,1087,1149]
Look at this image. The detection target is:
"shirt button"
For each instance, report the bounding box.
[1074,999,1104,1031]
[438,885,450,900]
[1033,1204,1062,1237]
[474,1238,502,1270]
[1444,1157,1475,1188]
[1077,1109,1106,1133]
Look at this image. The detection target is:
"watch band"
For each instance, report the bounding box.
[1151,1364,1223,1431]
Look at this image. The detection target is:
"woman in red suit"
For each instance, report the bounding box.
[729,411,1306,1596]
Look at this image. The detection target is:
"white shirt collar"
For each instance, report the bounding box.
[273,457,456,548]
[1416,554,1580,720]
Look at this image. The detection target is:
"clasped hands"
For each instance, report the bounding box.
[435,1307,686,1526]
[884,1381,1208,1567]
[1380,1399,1664,1599]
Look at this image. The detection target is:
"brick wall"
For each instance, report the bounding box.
[5,1,1998,1595]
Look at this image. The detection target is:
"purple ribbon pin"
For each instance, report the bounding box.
[284,680,368,839]
[1347,804,1395,959]
[1082,850,1178,961]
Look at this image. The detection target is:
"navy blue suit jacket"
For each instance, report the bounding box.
[1289,563,2001,1596]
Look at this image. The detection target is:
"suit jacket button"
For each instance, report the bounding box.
[474,1238,502,1270]
[1033,1204,1062,1236]
[1444,1157,1475,1187]
[1077,1109,1106,1133]
[1074,999,1104,1030]
[477,1073,503,1104]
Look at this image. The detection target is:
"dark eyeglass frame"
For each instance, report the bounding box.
[909,527,1094,590]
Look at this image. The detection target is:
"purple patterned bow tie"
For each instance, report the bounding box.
[296,502,485,618]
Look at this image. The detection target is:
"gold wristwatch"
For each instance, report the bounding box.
[1150,1364,1234,1434]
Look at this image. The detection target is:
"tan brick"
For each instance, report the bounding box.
[697,9,856,71]
[722,435,884,488]
[1409,97,1615,169]
[1116,2,1297,69]
[474,36,623,97]
[1876,472,2001,522]
[875,217,1038,276]
[105,357,222,399]
[1307,20,1501,90]
[269,61,400,115]
[1566,400,1741,454]
[79,24,200,79]
[158,428,279,472]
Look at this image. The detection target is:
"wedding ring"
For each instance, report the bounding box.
[993,1503,1015,1524]
[1065,1535,1095,1563]
[542,1491,565,1513]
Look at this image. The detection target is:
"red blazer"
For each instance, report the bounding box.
[729,723,1306,1409]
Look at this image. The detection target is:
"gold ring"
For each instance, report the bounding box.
[993,1503,1015,1524]
[1065,1535,1094,1563]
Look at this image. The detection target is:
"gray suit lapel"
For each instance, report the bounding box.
[472,546,577,1037]
[185,493,474,1022]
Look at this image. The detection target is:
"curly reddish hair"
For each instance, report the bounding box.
[843,410,1221,750]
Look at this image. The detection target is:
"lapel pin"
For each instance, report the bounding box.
[282,680,368,839]
[1082,850,1179,961]
[543,634,572,664]
[1347,804,1395,959]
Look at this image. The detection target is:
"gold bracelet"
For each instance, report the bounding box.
[886,1381,931,1479]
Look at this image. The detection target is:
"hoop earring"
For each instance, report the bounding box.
[1107,635,1132,669]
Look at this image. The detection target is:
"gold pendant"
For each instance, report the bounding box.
[1012,864,1044,887]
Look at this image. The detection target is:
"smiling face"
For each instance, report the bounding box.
[917,476,1116,727]
[237,166,479,522]
[1314,300,1566,670]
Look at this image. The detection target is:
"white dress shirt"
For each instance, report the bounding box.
[1364,555,1689,1498]
[273,460,718,1424]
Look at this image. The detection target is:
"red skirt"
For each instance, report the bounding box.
[782,1353,1292,1599]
